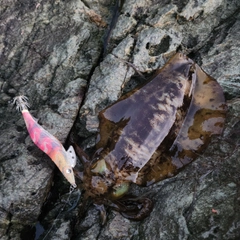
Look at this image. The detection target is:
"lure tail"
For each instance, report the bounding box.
[13,95,30,112]
[13,96,77,188]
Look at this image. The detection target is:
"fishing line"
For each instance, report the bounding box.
[42,186,80,240]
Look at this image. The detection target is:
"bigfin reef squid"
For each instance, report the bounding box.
[72,52,227,220]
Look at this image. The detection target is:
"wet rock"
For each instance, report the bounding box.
[1,0,240,239]
[0,0,105,238]
[200,18,240,99]
[132,27,182,71]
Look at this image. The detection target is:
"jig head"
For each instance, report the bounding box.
[13,95,77,188]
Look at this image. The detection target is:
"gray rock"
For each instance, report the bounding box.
[0,0,103,238]
[1,0,240,239]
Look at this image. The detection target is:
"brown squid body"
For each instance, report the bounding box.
[74,53,226,219]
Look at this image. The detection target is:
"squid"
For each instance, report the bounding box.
[73,53,227,220]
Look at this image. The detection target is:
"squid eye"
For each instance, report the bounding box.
[66,168,72,174]
[111,182,129,199]
[91,159,107,175]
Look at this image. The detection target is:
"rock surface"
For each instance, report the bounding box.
[0,0,240,239]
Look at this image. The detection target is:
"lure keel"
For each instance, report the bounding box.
[13,96,77,188]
